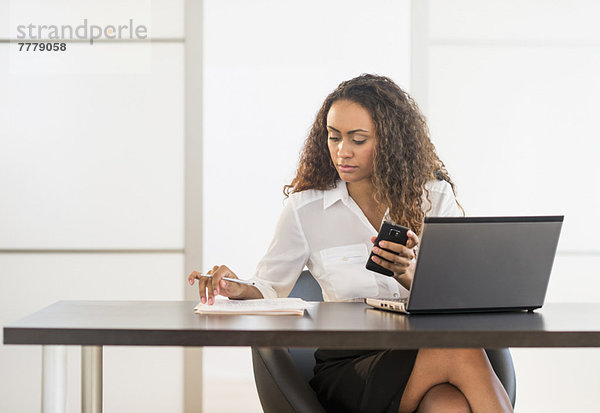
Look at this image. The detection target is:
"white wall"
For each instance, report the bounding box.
[419,1,600,411]
[202,0,411,387]
[0,1,186,412]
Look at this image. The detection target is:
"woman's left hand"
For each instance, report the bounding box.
[370,230,420,290]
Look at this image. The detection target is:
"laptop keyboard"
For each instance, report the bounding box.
[386,297,408,304]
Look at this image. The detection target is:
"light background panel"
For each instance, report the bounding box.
[427,45,600,252]
[546,254,600,303]
[0,253,184,413]
[511,348,600,412]
[0,1,7,38]
[1,1,188,412]
[0,43,184,249]
[429,0,600,42]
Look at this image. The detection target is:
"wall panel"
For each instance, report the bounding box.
[1,2,186,411]
[429,0,600,41]
[427,46,600,251]
[0,43,184,249]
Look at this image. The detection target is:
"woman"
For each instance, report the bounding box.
[188,74,513,413]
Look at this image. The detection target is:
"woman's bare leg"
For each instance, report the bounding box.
[415,383,471,413]
[398,349,513,413]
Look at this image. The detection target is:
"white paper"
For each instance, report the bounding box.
[194,298,312,315]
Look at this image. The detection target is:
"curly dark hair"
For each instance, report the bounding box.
[284,73,462,234]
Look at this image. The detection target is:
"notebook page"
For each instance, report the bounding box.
[194,298,312,315]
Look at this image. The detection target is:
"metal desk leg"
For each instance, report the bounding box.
[82,346,103,413]
[42,345,67,413]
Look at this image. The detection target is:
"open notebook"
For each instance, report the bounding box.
[194,298,312,316]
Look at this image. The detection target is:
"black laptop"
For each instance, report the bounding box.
[365,216,563,314]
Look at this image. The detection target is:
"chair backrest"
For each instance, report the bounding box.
[251,270,327,413]
[287,270,323,383]
[289,270,323,301]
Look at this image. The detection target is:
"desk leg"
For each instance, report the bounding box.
[42,345,67,413]
[82,346,103,413]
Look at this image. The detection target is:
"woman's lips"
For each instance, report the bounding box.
[338,165,358,172]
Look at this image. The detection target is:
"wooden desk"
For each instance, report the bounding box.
[5,301,600,412]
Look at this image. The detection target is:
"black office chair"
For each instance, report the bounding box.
[252,271,517,413]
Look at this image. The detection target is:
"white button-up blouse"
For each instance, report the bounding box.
[249,179,463,302]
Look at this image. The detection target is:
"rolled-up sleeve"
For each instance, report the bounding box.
[250,197,310,299]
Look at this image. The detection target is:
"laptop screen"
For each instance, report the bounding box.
[405,216,563,313]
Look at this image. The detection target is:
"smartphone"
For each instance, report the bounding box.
[365,221,409,277]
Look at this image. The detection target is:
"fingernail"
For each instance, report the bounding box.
[373,247,379,253]
[379,241,386,247]
[220,280,227,288]
[208,298,213,305]
[372,256,379,262]
[213,289,218,296]
[201,297,206,304]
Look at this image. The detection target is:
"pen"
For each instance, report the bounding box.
[197,273,256,286]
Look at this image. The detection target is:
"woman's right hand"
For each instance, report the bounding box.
[188,265,247,305]
[188,265,246,305]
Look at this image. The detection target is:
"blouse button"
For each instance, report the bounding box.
[393,293,399,298]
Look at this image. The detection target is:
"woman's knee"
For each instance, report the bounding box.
[416,383,471,413]
[419,348,492,383]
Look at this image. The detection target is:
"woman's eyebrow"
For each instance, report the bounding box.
[327,126,370,134]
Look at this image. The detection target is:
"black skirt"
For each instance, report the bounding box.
[309,349,418,413]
